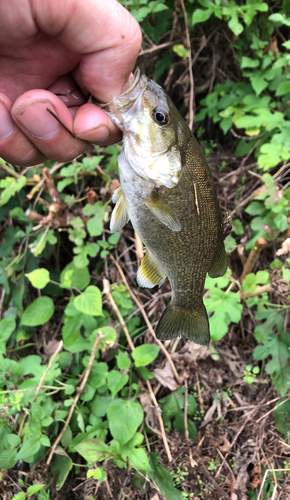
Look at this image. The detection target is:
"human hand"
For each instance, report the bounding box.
[0,0,142,166]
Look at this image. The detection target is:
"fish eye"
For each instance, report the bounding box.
[153,107,169,126]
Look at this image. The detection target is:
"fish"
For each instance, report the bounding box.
[99,68,228,345]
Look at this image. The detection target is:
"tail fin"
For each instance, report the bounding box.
[156,302,210,345]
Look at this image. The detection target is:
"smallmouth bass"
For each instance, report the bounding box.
[100,69,227,345]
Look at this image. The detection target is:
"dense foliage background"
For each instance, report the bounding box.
[0,1,290,499]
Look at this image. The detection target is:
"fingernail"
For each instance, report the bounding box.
[76,124,111,143]
[0,101,14,140]
[13,100,60,139]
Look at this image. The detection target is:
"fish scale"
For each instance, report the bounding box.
[101,69,228,344]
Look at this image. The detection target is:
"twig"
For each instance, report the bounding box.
[180,0,194,129]
[0,160,20,178]
[199,462,232,500]
[139,40,178,56]
[104,475,114,498]
[111,256,182,384]
[240,284,273,300]
[43,168,61,203]
[27,162,65,200]
[46,333,102,465]
[173,26,220,87]
[240,237,266,283]
[184,380,195,467]
[146,380,172,462]
[256,397,290,424]
[17,341,63,438]
[0,286,6,318]
[194,362,204,411]
[103,277,172,462]
[215,406,259,479]
[103,278,135,351]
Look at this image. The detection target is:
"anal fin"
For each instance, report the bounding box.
[144,191,181,232]
[137,251,166,289]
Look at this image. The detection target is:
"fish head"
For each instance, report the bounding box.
[99,69,186,188]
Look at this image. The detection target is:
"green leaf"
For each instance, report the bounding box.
[132,344,160,367]
[20,296,54,326]
[149,453,184,500]
[172,44,189,58]
[0,317,16,346]
[269,13,290,26]
[0,448,17,469]
[40,435,51,447]
[27,484,45,496]
[241,57,260,68]
[25,268,50,289]
[107,399,143,446]
[273,365,290,396]
[16,436,41,461]
[273,398,290,438]
[74,286,103,316]
[85,203,105,237]
[254,309,284,343]
[29,229,57,256]
[60,262,90,290]
[7,434,21,447]
[205,288,242,341]
[250,75,268,95]
[276,81,290,96]
[242,270,269,293]
[0,176,26,206]
[10,493,26,500]
[89,395,114,417]
[51,455,73,491]
[254,335,290,395]
[191,8,212,26]
[75,438,113,462]
[107,370,129,397]
[173,411,197,440]
[135,366,155,380]
[121,432,152,471]
[117,350,131,370]
[228,13,244,36]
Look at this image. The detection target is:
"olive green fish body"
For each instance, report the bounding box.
[102,70,227,344]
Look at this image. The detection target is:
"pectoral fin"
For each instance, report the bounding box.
[137,251,166,289]
[110,189,129,233]
[208,237,228,278]
[144,191,181,232]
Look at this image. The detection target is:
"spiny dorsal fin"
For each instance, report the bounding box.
[137,251,166,289]
[110,190,129,233]
[144,191,181,232]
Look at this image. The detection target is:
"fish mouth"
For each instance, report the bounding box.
[96,68,146,115]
